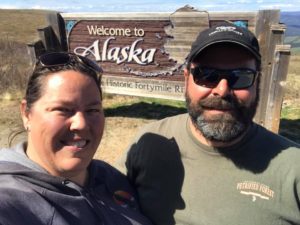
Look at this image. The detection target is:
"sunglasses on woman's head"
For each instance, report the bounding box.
[190,66,258,90]
[37,52,103,74]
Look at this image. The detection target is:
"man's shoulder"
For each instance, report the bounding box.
[252,124,300,165]
[91,160,134,188]
[141,113,188,134]
[254,123,300,149]
[91,160,127,180]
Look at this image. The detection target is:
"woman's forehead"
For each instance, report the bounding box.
[45,73,65,90]
[38,70,101,102]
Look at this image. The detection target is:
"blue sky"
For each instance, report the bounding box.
[0,0,300,12]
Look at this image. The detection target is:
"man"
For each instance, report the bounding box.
[117,22,300,225]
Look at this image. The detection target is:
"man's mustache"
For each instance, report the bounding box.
[198,96,240,110]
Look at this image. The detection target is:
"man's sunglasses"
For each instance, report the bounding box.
[37,52,103,74]
[190,66,258,90]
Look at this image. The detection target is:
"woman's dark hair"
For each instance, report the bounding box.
[25,56,102,112]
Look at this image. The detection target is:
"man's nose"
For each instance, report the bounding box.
[70,112,87,131]
[211,78,231,97]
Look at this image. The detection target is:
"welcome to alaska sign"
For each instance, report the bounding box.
[60,7,265,100]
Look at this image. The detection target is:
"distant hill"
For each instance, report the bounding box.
[281,11,300,36]
[281,11,300,52]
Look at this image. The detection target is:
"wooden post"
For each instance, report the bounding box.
[47,12,68,51]
[255,21,290,132]
[38,26,62,52]
[265,44,291,132]
[27,40,45,66]
[27,11,67,66]
[254,10,280,127]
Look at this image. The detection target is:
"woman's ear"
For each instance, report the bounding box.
[20,100,30,132]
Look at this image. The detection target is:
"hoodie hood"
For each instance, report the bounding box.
[0,142,133,196]
[0,142,81,194]
[0,142,47,172]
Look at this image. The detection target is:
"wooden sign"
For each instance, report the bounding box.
[63,12,189,100]
[61,8,263,100]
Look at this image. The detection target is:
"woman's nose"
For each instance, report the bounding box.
[70,112,87,131]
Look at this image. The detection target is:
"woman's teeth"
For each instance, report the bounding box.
[68,140,87,148]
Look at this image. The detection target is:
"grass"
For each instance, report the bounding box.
[281,106,300,120]
[279,53,300,143]
[103,94,186,119]
[0,38,31,92]
[279,100,300,143]
[286,54,300,77]
[285,36,300,54]
[0,9,50,44]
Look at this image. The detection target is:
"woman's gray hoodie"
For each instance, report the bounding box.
[0,143,152,225]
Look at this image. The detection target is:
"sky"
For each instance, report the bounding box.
[0,0,300,12]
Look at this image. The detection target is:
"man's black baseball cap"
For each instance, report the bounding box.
[187,22,261,63]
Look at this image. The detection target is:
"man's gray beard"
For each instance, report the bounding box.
[186,93,258,143]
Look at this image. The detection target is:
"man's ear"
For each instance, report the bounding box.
[20,100,30,131]
[184,68,190,79]
[183,68,191,91]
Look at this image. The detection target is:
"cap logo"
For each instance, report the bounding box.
[209,26,243,36]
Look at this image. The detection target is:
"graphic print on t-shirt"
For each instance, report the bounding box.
[237,181,274,202]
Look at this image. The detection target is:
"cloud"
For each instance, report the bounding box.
[260,3,295,10]
[0,4,19,9]
[236,0,252,3]
[0,0,300,12]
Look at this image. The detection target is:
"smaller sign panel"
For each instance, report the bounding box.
[102,75,185,100]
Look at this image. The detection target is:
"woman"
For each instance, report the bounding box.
[0,52,152,225]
